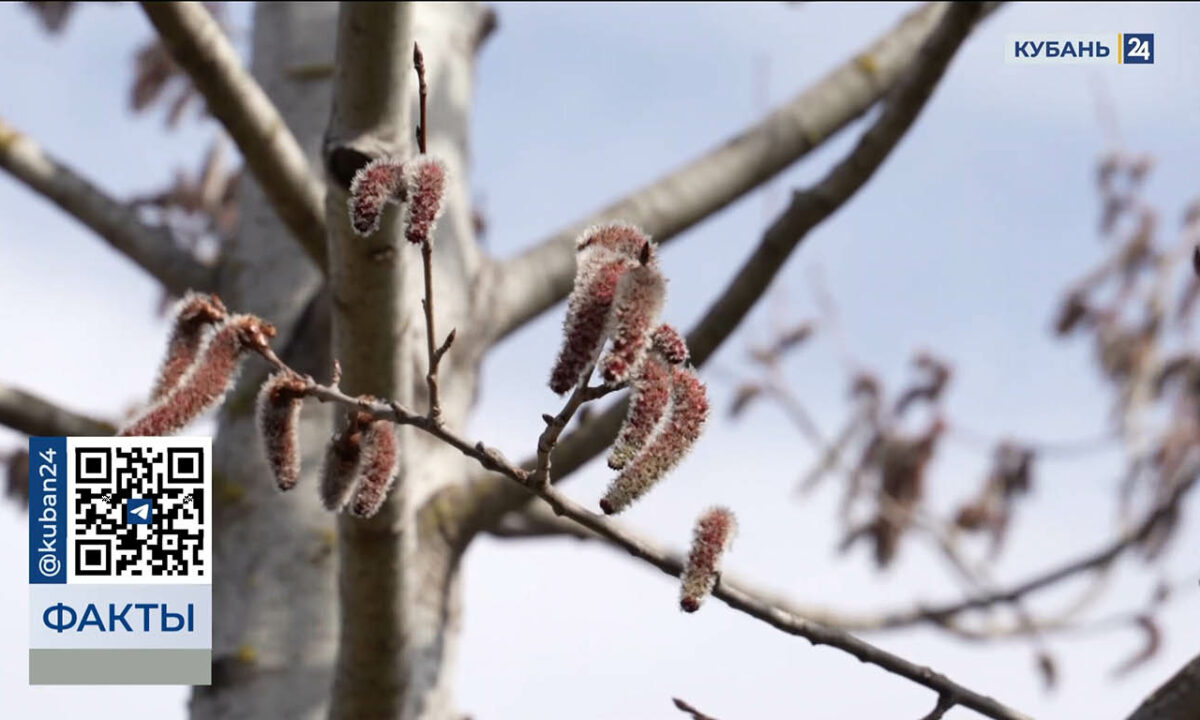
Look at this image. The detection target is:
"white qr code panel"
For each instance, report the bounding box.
[67,437,211,584]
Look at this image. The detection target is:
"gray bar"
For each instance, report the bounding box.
[29,649,211,685]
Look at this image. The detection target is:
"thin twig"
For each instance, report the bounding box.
[414,43,428,155]
[673,697,720,720]
[533,367,620,487]
[412,42,450,424]
[918,694,954,720]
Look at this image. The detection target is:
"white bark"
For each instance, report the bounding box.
[190,4,336,719]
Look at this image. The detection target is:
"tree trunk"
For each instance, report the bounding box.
[192,3,486,719]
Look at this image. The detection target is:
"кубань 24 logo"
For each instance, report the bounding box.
[1006,33,1154,65]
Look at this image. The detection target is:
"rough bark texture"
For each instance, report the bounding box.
[327,7,486,715]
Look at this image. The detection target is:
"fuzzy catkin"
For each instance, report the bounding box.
[607,354,671,470]
[549,257,633,394]
[319,412,371,512]
[150,292,228,401]
[120,315,276,437]
[348,156,405,237]
[402,156,447,245]
[256,372,308,491]
[599,366,709,514]
[599,264,665,386]
[651,323,689,366]
[349,420,400,518]
[680,506,737,612]
[576,223,656,266]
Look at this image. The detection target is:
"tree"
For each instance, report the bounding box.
[1,3,1196,719]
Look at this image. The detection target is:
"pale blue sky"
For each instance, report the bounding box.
[1,3,1198,718]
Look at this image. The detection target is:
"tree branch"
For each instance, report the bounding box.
[483,2,999,343]
[140,1,328,268]
[0,382,116,437]
[1125,652,1200,720]
[462,0,989,534]
[247,347,1029,720]
[0,115,215,295]
[483,457,1197,645]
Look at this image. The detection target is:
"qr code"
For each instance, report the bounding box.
[67,438,211,584]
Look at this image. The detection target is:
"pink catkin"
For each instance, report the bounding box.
[652,323,689,366]
[600,366,709,514]
[576,223,657,266]
[349,420,400,518]
[120,315,276,437]
[403,156,447,245]
[549,257,633,394]
[680,506,737,612]
[607,354,671,470]
[599,264,665,386]
[348,157,405,237]
[150,292,228,401]
[256,372,308,491]
[319,412,370,512]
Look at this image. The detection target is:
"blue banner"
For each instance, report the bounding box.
[29,437,67,584]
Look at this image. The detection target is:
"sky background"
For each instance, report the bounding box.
[1,2,1199,718]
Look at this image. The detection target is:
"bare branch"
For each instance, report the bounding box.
[463,0,988,535]
[897,466,1197,628]
[140,1,328,268]
[0,382,116,437]
[673,697,720,720]
[250,344,1030,720]
[487,500,594,541]
[487,458,1196,641]
[0,115,215,294]
[532,485,1029,719]
[918,695,954,720]
[1125,652,1200,720]
[483,2,999,343]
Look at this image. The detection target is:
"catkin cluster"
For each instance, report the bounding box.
[120,292,275,437]
[347,154,448,244]
[549,224,711,514]
[122,285,411,519]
